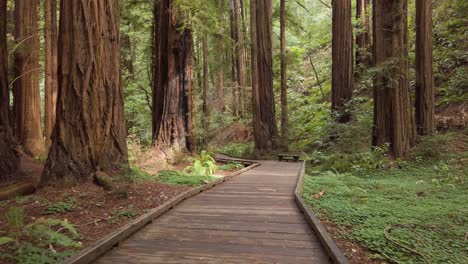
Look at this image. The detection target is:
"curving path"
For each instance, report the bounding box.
[95,160,331,263]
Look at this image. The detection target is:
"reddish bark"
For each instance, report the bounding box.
[13,0,44,157]
[252,0,278,154]
[0,0,19,178]
[44,0,58,151]
[41,0,128,186]
[415,0,435,135]
[152,0,195,155]
[372,0,415,158]
[332,0,354,122]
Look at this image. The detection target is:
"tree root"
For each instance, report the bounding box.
[384,224,431,264]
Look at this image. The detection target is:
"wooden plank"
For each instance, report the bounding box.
[64,162,260,264]
[294,161,350,264]
[89,155,333,264]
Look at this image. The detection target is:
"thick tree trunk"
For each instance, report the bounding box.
[13,0,44,157]
[372,0,415,158]
[152,0,195,156]
[332,0,354,122]
[253,0,278,154]
[280,0,288,150]
[40,0,128,187]
[44,0,58,151]
[0,0,19,178]
[202,35,210,131]
[415,0,434,135]
[356,0,371,67]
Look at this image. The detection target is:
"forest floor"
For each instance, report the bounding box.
[0,156,241,264]
[303,131,468,263]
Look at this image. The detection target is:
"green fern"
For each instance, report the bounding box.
[184,150,217,176]
[6,206,24,231]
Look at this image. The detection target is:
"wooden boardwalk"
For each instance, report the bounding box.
[95,161,331,263]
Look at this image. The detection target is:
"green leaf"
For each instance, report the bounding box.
[0,236,15,246]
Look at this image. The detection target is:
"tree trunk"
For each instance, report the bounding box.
[372,0,415,158]
[153,0,195,156]
[202,35,210,131]
[231,0,246,117]
[250,0,260,149]
[280,0,288,150]
[253,0,278,154]
[415,0,434,135]
[40,0,128,187]
[356,0,371,67]
[13,0,44,157]
[0,0,19,178]
[332,0,353,122]
[44,0,58,151]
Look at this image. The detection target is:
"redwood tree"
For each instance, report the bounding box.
[13,0,44,156]
[372,0,415,158]
[356,0,371,67]
[41,0,128,186]
[280,0,288,149]
[152,0,195,156]
[332,0,354,122]
[202,35,210,130]
[44,0,58,150]
[252,0,278,154]
[0,0,19,178]
[415,0,435,135]
[231,0,247,117]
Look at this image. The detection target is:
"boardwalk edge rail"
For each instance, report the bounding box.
[295,161,350,264]
[64,161,260,264]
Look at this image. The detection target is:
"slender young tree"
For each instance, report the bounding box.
[372,0,415,158]
[253,0,278,154]
[13,0,44,156]
[356,0,371,67]
[202,35,211,130]
[44,0,58,151]
[250,0,260,149]
[0,0,19,178]
[231,0,247,117]
[41,0,128,186]
[152,0,195,156]
[415,0,435,135]
[332,0,353,122]
[280,0,288,150]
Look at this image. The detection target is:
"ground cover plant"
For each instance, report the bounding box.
[303,132,468,263]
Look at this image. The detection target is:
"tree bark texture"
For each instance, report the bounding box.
[202,35,210,130]
[231,0,247,117]
[415,0,434,135]
[0,0,19,178]
[280,0,288,150]
[152,0,195,155]
[332,0,354,122]
[253,0,278,154]
[41,0,128,186]
[356,0,371,67]
[372,0,415,158]
[44,0,58,151]
[250,0,261,150]
[13,0,44,157]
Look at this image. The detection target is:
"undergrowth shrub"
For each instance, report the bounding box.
[156,170,216,186]
[217,162,244,171]
[0,207,81,264]
[184,150,217,176]
[43,197,77,215]
[218,142,254,157]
